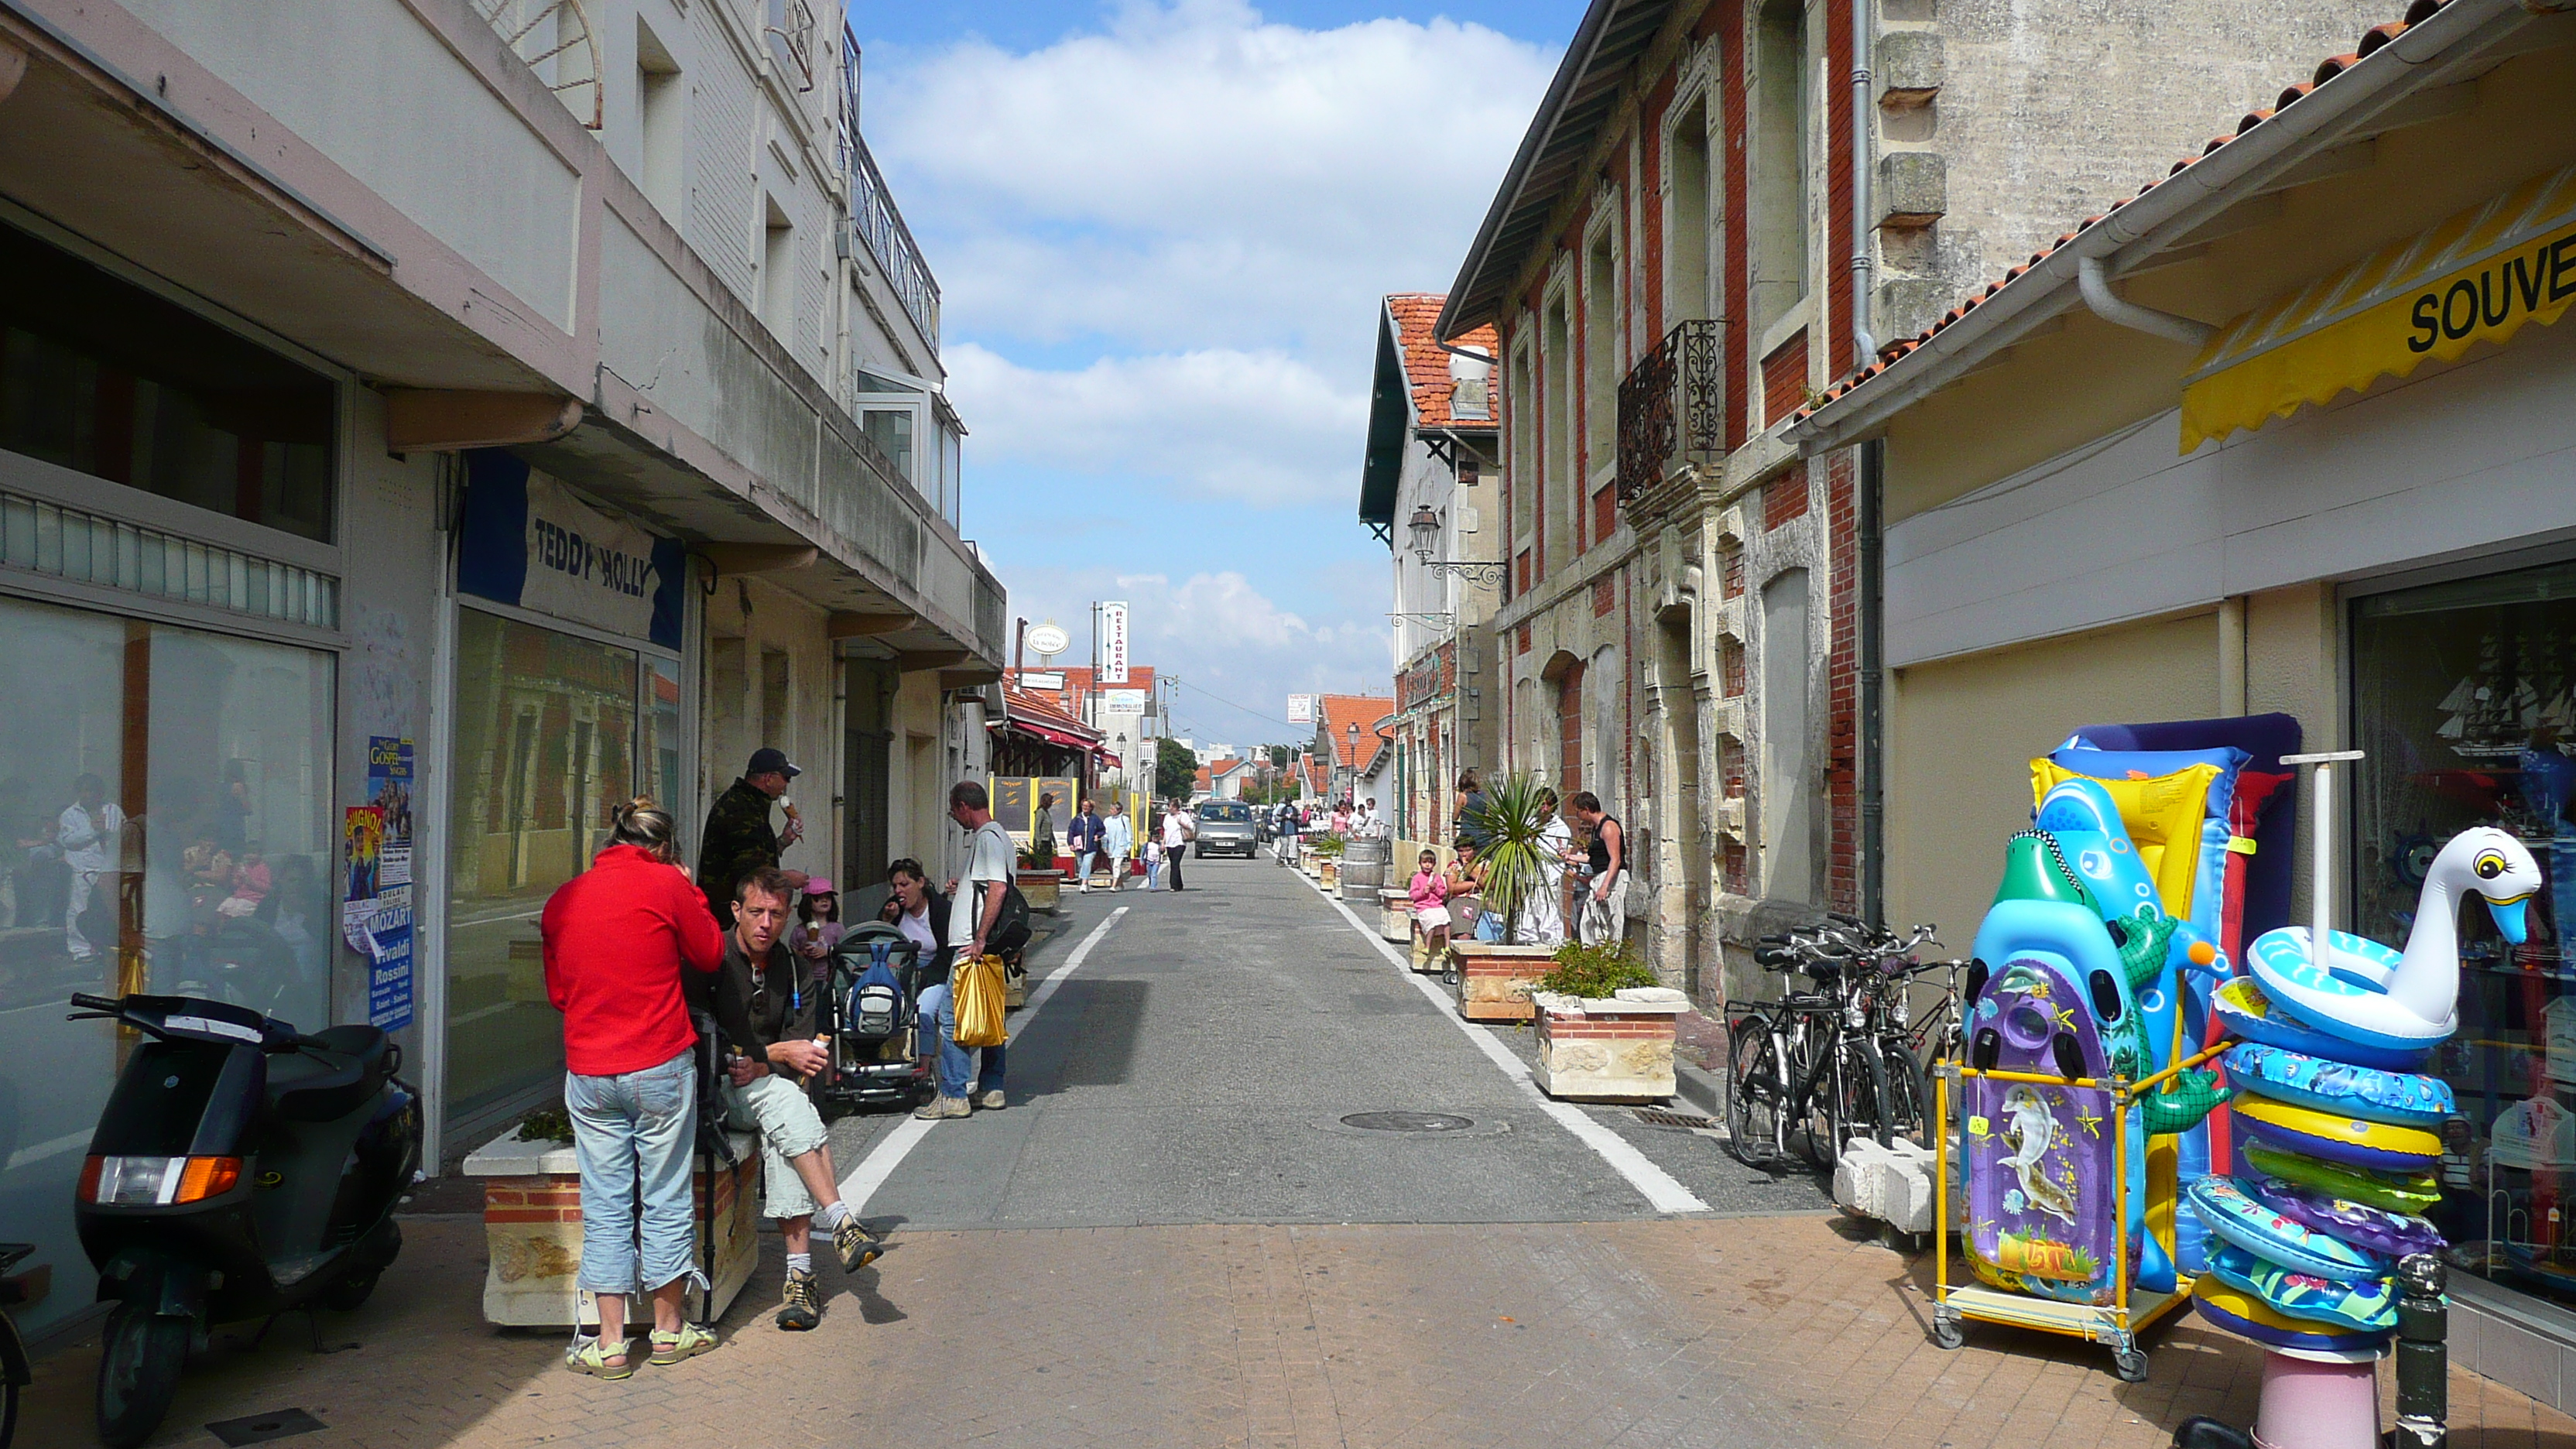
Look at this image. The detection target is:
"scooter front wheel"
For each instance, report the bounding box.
[94,1305,187,1449]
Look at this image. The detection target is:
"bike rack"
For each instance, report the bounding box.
[1929,1040,2231,1382]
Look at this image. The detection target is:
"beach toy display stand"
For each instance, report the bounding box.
[1929,1042,2229,1383]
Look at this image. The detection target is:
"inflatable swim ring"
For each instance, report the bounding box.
[2184,1176,2389,1283]
[2204,1244,2398,1332]
[2242,1176,2444,1261]
[2243,1143,2441,1216]
[2191,1278,2395,1355]
[2221,1042,2455,1129]
[2210,978,2430,1072]
[2234,1094,2442,1173]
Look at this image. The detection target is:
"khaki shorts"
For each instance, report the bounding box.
[724,1070,829,1221]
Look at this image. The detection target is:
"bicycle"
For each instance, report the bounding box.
[1725,923,1890,1170]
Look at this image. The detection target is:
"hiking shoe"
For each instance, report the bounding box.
[775,1269,822,1331]
[648,1323,717,1365]
[567,1337,634,1379]
[913,1094,970,1120]
[975,1089,1006,1110]
[831,1214,882,1274]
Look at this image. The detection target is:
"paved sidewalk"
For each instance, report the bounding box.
[19,1209,2574,1447]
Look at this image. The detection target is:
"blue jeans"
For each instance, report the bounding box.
[915,981,1005,1100]
[565,1047,701,1297]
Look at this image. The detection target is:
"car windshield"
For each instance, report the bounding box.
[1199,803,1250,822]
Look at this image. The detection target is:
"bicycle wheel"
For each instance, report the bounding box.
[1725,1016,1786,1167]
[1816,1035,1886,1169]
[1786,1026,1838,1168]
[1878,1040,1935,1149]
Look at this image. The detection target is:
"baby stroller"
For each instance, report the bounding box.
[814,921,935,1111]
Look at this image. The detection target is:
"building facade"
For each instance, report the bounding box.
[0,0,1006,1341]
[1793,0,2576,1396]
[1436,0,2388,997]
[1359,295,1503,846]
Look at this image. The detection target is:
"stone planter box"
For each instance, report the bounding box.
[1318,859,1339,889]
[1375,888,1413,944]
[464,1127,762,1328]
[1530,988,1689,1101]
[1447,941,1557,1022]
[1016,868,1063,913]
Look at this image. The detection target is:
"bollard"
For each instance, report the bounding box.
[2390,1253,2447,1449]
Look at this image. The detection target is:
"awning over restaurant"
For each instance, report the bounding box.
[2180,161,2576,452]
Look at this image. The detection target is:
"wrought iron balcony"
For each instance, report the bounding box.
[838,28,942,351]
[1615,319,1719,502]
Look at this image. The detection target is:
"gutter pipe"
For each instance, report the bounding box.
[1783,0,2537,454]
[1850,0,1877,361]
[2077,256,2211,348]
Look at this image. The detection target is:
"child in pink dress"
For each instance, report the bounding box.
[1408,850,1452,960]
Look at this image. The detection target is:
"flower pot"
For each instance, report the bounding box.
[1530,988,1688,1101]
[1016,868,1063,913]
[1447,940,1557,1022]
[464,1128,761,1327]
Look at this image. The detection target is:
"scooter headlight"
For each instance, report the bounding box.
[80,1155,242,1205]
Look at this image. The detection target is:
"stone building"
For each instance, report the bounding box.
[1434,0,2387,998]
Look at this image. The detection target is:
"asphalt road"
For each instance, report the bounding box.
[826,852,1831,1231]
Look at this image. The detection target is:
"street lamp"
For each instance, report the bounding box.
[1405,503,1507,586]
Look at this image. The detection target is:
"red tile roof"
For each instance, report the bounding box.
[1385,293,1499,430]
[1794,0,2448,426]
[1318,694,1395,776]
[1011,665,1155,724]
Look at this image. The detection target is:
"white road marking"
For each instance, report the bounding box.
[1302,872,1711,1214]
[838,906,1130,1210]
[5,1128,94,1173]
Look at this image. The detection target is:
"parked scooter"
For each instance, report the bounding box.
[66,992,420,1447]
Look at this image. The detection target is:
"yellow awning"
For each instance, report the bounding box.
[2178,161,2576,452]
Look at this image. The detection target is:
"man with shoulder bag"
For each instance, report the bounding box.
[916,781,1028,1119]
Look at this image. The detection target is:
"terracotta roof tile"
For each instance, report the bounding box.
[1384,293,1500,430]
[1317,694,1395,776]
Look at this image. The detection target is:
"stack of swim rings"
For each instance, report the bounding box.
[2186,980,2453,1355]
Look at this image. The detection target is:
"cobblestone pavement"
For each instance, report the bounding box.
[15,858,2575,1446]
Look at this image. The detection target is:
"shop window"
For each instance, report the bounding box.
[0,595,330,1341]
[2353,557,2576,1305]
[0,221,334,542]
[446,611,642,1132]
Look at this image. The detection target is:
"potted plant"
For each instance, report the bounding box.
[1016,835,1064,913]
[1447,773,1561,1019]
[1308,832,1345,888]
[1526,942,1689,1101]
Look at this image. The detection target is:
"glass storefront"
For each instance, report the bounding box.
[444,608,677,1136]
[0,593,331,1338]
[2352,555,2576,1307]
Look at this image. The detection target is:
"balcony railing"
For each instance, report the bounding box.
[1616,319,1719,502]
[838,29,941,351]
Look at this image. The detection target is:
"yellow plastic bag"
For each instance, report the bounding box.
[951,954,1008,1048]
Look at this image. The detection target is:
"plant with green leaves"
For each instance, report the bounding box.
[1536,940,1656,1000]
[1307,833,1347,859]
[1463,772,1553,944]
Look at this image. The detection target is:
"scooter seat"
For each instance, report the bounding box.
[266,1025,393,1123]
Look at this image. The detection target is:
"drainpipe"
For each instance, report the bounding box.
[1849,0,1877,361]
[2077,255,2212,348]
[1859,438,1886,929]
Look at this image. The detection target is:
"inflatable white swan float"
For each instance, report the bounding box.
[2247,824,2540,1053]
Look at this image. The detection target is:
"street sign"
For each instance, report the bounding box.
[1102,688,1148,712]
[1098,601,1129,683]
[1286,694,1317,724]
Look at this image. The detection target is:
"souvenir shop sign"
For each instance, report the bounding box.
[2181,161,2576,451]
[457,450,686,649]
[344,736,416,1032]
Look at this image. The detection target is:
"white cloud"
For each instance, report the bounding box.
[1002,565,1390,722]
[947,341,1365,505]
[872,1,1557,351]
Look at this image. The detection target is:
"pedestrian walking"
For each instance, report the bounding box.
[1101,800,1134,892]
[539,799,724,1378]
[1567,791,1629,947]
[1160,798,1193,892]
[59,772,123,962]
[1142,834,1165,891]
[1070,797,1105,892]
[696,747,808,928]
[1032,791,1058,867]
[713,867,883,1331]
[916,780,1017,1119]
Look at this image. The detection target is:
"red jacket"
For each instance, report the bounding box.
[542,844,726,1077]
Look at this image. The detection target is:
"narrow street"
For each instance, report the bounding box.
[18,857,2571,1447]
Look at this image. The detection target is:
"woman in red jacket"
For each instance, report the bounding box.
[541,798,724,1378]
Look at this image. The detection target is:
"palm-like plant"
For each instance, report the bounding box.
[1464,772,1552,944]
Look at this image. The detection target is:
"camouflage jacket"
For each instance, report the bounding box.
[697,778,779,925]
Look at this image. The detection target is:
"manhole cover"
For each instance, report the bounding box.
[1341,1111,1475,1133]
[207,1408,327,1447]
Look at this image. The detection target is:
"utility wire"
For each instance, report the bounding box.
[1166,676,1307,733]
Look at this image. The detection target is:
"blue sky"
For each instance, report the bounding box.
[857,0,1566,748]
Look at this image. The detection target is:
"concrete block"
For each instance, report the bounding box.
[468,1129,762,1328]
[1530,989,1687,1102]
[1877,152,1947,228]
[1875,31,1943,108]
[1876,276,1954,343]
[1831,1136,1957,1235]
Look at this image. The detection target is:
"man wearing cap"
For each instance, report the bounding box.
[697,747,810,928]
